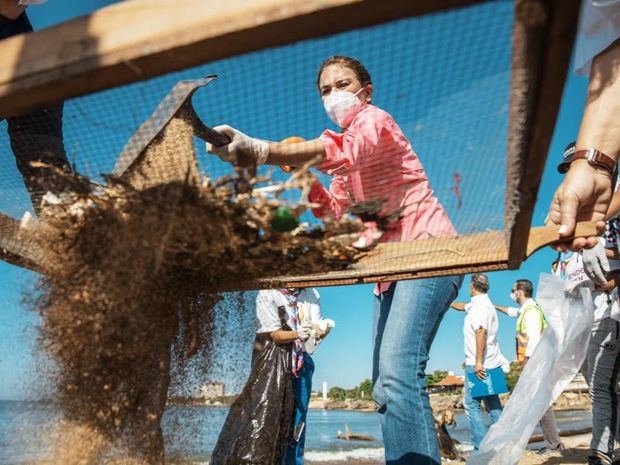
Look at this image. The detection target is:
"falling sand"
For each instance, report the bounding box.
[22,118,365,464]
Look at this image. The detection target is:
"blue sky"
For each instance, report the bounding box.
[0,1,589,398]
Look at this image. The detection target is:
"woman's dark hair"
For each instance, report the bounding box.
[317,55,372,90]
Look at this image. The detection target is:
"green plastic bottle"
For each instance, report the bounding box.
[270,207,299,232]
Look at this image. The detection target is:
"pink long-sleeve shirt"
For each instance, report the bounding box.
[308,104,457,294]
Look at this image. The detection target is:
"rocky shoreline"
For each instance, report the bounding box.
[306,391,591,412]
[175,390,591,412]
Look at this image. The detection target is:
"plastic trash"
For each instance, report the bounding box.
[210,335,294,465]
[304,319,335,355]
[468,273,593,465]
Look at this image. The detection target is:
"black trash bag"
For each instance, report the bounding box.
[211,328,294,465]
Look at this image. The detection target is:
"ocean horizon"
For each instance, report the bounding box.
[0,400,592,464]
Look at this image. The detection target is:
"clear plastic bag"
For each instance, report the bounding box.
[468,273,593,465]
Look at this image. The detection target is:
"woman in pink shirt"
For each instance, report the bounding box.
[208,55,463,465]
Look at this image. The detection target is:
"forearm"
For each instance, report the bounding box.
[494,305,509,315]
[475,329,487,365]
[270,330,299,344]
[0,0,25,20]
[606,247,620,260]
[450,301,466,312]
[266,139,326,166]
[577,41,620,160]
[596,270,620,290]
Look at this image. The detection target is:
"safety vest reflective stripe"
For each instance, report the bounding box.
[515,302,548,362]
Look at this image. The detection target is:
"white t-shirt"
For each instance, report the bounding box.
[575,0,620,75]
[463,293,509,370]
[255,288,322,335]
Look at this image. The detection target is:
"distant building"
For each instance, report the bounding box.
[427,375,464,394]
[323,381,328,400]
[199,381,225,400]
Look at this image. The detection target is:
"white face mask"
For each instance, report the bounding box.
[323,88,364,128]
[510,291,517,302]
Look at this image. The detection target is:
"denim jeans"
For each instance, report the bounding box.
[283,353,314,465]
[372,275,463,465]
[1,12,71,212]
[463,367,503,450]
[581,318,620,458]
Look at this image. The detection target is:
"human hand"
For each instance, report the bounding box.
[314,326,326,339]
[296,322,313,342]
[315,319,335,339]
[547,160,611,250]
[206,125,269,167]
[582,239,611,286]
[474,363,487,380]
[595,276,618,291]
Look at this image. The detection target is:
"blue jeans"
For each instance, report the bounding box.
[372,276,463,465]
[463,367,503,450]
[283,353,314,465]
[1,12,71,213]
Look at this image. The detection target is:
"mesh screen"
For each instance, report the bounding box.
[0,1,514,284]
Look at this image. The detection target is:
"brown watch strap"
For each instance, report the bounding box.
[572,148,616,175]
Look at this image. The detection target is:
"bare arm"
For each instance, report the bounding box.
[474,328,487,380]
[606,247,620,260]
[266,139,326,167]
[494,305,511,315]
[450,301,466,312]
[269,330,300,345]
[0,0,25,19]
[595,270,620,290]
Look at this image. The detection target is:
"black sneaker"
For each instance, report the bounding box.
[588,451,612,465]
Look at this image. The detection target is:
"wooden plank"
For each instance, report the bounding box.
[505,0,581,267]
[0,221,596,288]
[0,0,485,117]
[244,223,595,290]
[208,230,511,290]
[0,213,42,272]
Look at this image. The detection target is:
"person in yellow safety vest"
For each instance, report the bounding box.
[495,279,565,456]
[515,298,548,363]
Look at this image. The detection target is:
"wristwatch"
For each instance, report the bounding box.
[572,148,616,176]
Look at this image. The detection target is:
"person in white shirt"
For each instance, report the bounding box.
[453,274,509,451]
[257,288,334,465]
[495,279,564,456]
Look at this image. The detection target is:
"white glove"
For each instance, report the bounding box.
[582,238,611,287]
[317,318,335,337]
[296,322,313,342]
[206,125,269,166]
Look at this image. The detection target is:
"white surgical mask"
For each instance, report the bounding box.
[323,88,364,128]
[510,291,517,302]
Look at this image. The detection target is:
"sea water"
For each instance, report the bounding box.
[0,400,592,464]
